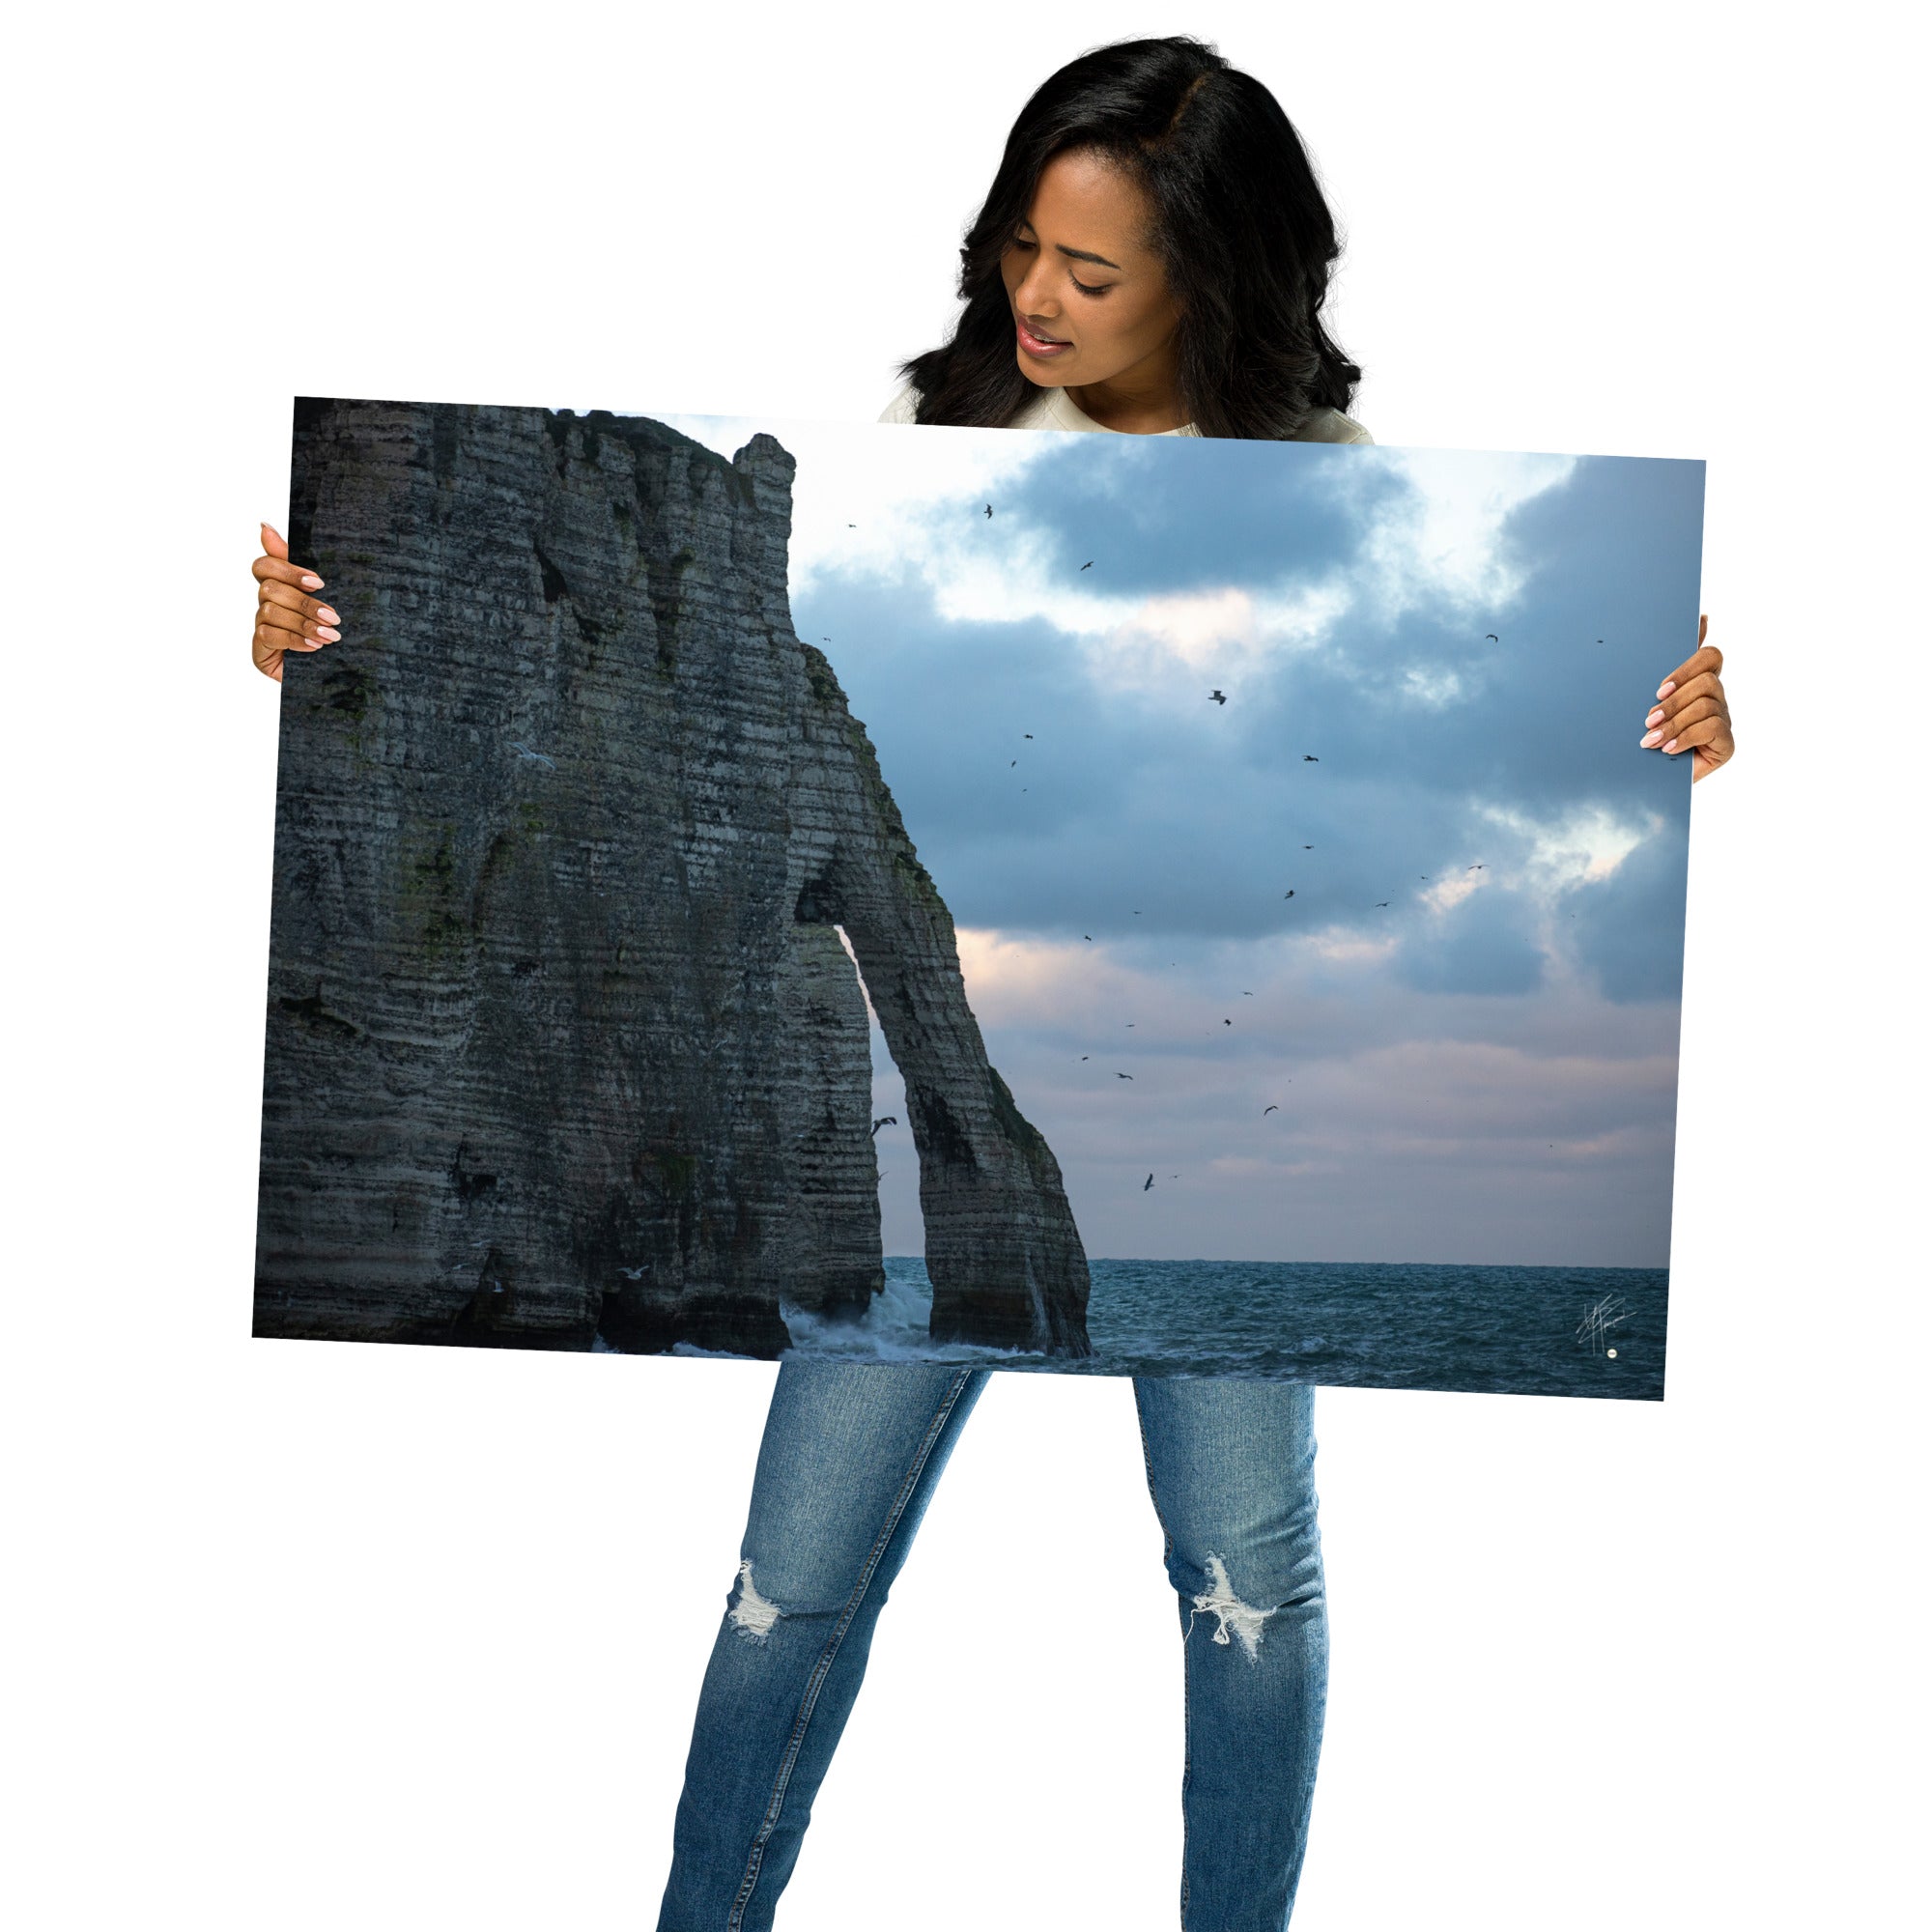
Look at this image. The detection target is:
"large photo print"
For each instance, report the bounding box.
[254,398,1701,1398]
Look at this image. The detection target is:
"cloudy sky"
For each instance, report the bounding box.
[661,410,1703,1269]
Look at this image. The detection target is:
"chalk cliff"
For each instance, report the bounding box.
[254,399,1092,1359]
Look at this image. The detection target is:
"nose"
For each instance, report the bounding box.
[1011,264,1062,333]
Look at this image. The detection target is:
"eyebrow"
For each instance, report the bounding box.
[1015,219,1121,272]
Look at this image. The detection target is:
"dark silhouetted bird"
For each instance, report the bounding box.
[1264,1105,1279,1116]
[1210,689,1227,705]
[1117,1072,1134,1080]
[1084,934,1092,941]
[984,504,992,518]
[870,1116,897,1135]
[1283,890,1295,899]
[1144,1173,1154,1191]
[1303,754,1319,761]
[1467,863,1485,870]
[1242,990,1254,996]
[1024,732,1034,738]
[1375,901,1389,907]
[1485,632,1498,641]
[1082,561,1094,570]
[1303,843,1313,849]
[1223,1019,1233,1027]
[1011,759,1017,766]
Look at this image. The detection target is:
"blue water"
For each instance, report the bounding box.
[765,1256,1667,1400]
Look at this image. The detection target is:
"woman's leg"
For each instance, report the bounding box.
[656,1358,989,1932]
[1133,1376,1328,1932]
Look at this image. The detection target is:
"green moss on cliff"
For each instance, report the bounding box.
[398,820,475,964]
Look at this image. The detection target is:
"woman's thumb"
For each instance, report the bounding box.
[260,522,289,560]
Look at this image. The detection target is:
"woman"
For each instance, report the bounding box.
[248,36,1734,1931]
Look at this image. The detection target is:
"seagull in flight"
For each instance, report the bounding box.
[1081,561,1094,570]
[1302,753,1320,762]
[509,741,556,769]
[616,1264,647,1280]
[870,1116,897,1135]
[1117,1071,1135,1080]
[1264,1105,1279,1116]
[1144,1173,1154,1192]
[1209,689,1227,705]
[984,503,993,518]
[1485,632,1498,641]
[1283,889,1295,899]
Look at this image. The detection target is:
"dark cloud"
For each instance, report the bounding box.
[1563,829,1690,1004]
[1391,886,1547,997]
[990,434,1411,595]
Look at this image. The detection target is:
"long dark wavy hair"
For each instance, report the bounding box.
[892,35,1362,440]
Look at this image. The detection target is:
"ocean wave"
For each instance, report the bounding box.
[780,1265,1042,1366]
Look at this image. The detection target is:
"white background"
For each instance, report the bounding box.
[3,4,1923,1927]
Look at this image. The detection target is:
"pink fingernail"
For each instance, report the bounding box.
[1662,738,1679,753]
[316,606,338,624]
[314,626,341,641]
[1656,680,1675,698]
[1641,730,1662,747]
[301,573,324,589]
[1645,708,1663,726]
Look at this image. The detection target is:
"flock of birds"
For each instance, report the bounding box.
[848,675,1516,1195]
[834,498,1587,1197]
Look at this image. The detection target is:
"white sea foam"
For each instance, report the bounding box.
[780,1264,1037,1365]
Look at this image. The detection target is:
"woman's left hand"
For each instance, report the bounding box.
[1641,614,1734,781]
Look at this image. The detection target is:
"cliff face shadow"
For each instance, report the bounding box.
[254,398,1091,1361]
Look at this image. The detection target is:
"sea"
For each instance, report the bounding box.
[753,1255,1668,1401]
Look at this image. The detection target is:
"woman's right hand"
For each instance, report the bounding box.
[251,522,340,683]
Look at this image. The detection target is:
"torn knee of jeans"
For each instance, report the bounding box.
[1187,1553,1272,1662]
[727,1558,784,1641]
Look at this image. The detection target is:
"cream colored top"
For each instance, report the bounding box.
[876,377,1373,443]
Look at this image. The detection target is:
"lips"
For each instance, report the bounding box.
[1024,321,1066,343]
[1016,315,1071,355]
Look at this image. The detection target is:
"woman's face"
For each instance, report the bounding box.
[999,147,1182,393]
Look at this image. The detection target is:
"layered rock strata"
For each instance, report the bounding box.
[254,399,1092,1359]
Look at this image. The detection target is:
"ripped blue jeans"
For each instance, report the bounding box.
[656,1362,1327,1932]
